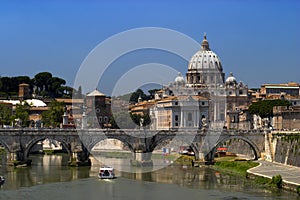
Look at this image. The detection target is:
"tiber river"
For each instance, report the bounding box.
[0,153,299,200]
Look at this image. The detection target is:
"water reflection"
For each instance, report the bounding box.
[0,154,90,189]
[0,154,298,199]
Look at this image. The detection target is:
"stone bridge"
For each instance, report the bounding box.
[0,128,266,166]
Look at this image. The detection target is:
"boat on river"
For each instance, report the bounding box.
[98,166,115,179]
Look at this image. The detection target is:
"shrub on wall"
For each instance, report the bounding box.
[270,174,282,189]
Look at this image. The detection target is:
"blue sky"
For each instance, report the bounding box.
[0,0,299,95]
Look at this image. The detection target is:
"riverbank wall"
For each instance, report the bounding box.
[265,132,300,167]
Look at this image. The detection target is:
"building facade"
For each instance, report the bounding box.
[149,34,252,130]
[273,106,300,130]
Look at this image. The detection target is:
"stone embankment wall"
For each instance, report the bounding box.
[267,133,300,167]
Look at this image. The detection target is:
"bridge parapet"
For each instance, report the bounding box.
[0,128,266,136]
[0,128,267,167]
[271,130,300,135]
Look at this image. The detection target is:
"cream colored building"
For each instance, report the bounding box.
[149,34,251,130]
[273,106,300,130]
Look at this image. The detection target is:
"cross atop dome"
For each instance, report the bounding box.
[201,32,210,51]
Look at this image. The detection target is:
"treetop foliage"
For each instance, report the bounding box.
[249,99,291,118]
[41,101,65,128]
[0,72,76,99]
[117,88,160,104]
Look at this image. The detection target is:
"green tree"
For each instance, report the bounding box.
[270,174,282,188]
[75,86,83,98]
[42,101,65,128]
[49,77,66,97]
[33,72,52,93]
[0,104,12,126]
[13,102,30,127]
[61,86,74,98]
[109,111,136,129]
[0,76,2,91]
[109,111,151,129]
[0,76,31,96]
[249,99,291,119]
[129,89,149,103]
[148,89,160,99]
[0,77,15,98]
[131,113,151,127]
[32,72,69,98]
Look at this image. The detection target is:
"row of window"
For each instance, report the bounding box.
[228,90,244,95]
[173,113,193,122]
[97,116,109,122]
[194,54,218,58]
[266,88,299,96]
[173,101,206,106]
[187,74,222,83]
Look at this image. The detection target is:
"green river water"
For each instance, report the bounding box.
[0,154,299,200]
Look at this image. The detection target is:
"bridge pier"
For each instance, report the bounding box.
[192,151,215,166]
[69,150,91,167]
[7,151,32,167]
[131,150,153,167]
[69,151,91,167]
[69,143,91,167]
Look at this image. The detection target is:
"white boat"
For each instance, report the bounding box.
[98,166,115,179]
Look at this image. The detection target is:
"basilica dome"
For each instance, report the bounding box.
[174,72,185,84]
[186,34,225,87]
[225,72,237,86]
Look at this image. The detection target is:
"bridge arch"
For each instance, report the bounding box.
[148,131,176,152]
[86,136,134,153]
[210,135,260,161]
[0,138,11,152]
[149,131,198,156]
[24,137,71,158]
